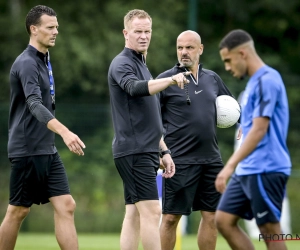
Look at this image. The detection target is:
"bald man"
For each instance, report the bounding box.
[215,29,291,250]
[157,30,236,250]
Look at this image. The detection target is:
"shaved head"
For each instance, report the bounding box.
[176,30,203,70]
[177,30,201,44]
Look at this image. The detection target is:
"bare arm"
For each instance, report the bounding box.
[159,137,168,152]
[215,117,269,193]
[47,118,86,156]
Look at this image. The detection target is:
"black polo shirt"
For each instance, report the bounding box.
[108,47,163,158]
[8,45,57,157]
[158,64,234,165]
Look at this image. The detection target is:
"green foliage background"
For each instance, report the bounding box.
[0,0,300,234]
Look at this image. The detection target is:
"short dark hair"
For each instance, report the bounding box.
[219,29,253,51]
[25,5,56,35]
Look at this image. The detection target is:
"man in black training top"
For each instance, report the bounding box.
[158,30,237,250]
[0,5,85,250]
[108,9,191,250]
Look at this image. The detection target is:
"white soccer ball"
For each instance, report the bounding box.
[216,95,241,128]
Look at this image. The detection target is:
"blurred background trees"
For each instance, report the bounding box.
[0,0,299,233]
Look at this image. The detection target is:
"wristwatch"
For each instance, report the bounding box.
[159,149,171,158]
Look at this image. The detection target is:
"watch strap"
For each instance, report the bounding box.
[160,149,171,158]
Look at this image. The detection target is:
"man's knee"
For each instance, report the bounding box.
[136,200,161,220]
[214,210,231,234]
[200,211,217,232]
[215,210,241,236]
[124,204,140,221]
[162,214,181,229]
[201,211,216,224]
[258,222,282,235]
[51,195,76,216]
[6,205,30,221]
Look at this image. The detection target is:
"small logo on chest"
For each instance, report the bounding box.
[195,90,203,94]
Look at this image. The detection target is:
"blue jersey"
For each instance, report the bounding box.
[236,65,291,176]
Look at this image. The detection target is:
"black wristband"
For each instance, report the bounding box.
[159,149,171,158]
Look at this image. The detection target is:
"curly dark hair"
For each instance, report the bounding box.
[25,5,56,35]
[219,29,253,51]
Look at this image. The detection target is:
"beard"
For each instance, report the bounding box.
[180,60,193,68]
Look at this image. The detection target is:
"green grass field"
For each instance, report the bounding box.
[15,233,300,250]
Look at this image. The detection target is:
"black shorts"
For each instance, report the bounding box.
[9,153,70,207]
[114,152,159,204]
[217,173,288,225]
[162,164,223,215]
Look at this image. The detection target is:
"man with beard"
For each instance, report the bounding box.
[157,30,237,250]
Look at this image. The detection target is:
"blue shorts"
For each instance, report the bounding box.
[217,173,288,225]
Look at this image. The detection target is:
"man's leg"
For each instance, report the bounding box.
[198,211,218,250]
[120,204,140,250]
[258,222,287,250]
[50,195,78,250]
[136,200,162,250]
[215,210,255,250]
[256,173,288,250]
[160,213,181,250]
[0,205,30,250]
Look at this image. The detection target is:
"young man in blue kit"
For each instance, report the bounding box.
[0,5,85,250]
[215,29,291,250]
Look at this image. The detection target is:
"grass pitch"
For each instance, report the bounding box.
[15,233,300,250]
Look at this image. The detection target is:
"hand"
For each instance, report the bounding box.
[61,130,86,156]
[46,119,86,156]
[171,72,191,89]
[215,165,234,193]
[161,154,175,178]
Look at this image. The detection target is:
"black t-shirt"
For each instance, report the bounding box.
[108,48,163,158]
[8,45,57,157]
[158,64,234,165]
